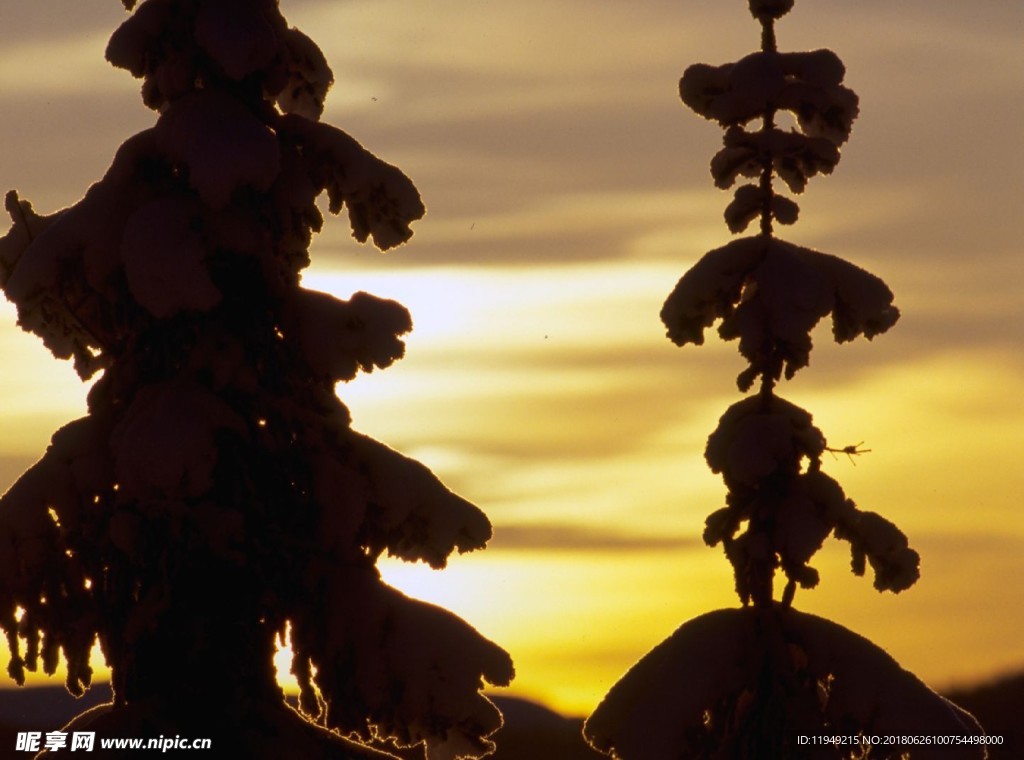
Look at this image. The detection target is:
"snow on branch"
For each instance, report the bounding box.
[107,0,332,118]
[155,92,282,210]
[347,433,494,568]
[291,566,513,760]
[661,236,899,390]
[279,115,426,250]
[585,608,985,759]
[680,50,858,146]
[283,289,413,384]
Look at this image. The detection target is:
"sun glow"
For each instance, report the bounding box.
[376,548,737,716]
[0,0,1022,733]
[1,260,1022,717]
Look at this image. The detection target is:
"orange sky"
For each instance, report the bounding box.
[0,0,1022,717]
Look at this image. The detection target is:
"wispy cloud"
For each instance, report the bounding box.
[2,0,1022,714]
[492,522,701,553]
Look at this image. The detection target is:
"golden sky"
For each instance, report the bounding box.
[1,0,1023,717]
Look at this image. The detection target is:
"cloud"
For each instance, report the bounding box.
[0,33,126,95]
[491,523,701,553]
[1,0,1022,720]
[310,188,726,269]
[911,531,1024,556]
[0,4,125,50]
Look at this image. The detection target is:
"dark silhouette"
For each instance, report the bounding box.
[584,1,987,757]
[1,676,1020,760]
[0,1,511,757]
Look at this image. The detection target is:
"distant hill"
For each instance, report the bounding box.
[0,675,1017,759]
[945,672,1023,759]
[488,695,603,760]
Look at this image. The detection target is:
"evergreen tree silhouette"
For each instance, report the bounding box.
[0,1,511,757]
[584,2,987,757]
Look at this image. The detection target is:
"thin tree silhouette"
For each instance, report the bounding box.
[0,1,511,757]
[584,1,988,757]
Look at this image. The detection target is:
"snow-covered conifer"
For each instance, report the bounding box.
[585,2,985,757]
[0,2,511,757]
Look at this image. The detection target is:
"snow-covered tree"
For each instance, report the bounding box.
[0,1,512,757]
[584,2,986,757]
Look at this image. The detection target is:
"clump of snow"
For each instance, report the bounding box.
[108,0,336,122]
[705,395,824,488]
[0,415,114,694]
[283,288,412,384]
[291,566,513,759]
[347,432,493,568]
[770,473,834,588]
[268,149,322,271]
[712,126,840,194]
[273,28,334,120]
[724,183,799,233]
[780,51,860,147]
[681,50,858,146]
[584,609,751,759]
[0,192,56,286]
[122,195,222,317]
[0,458,66,593]
[156,91,281,209]
[680,54,783,129]
[279,115,426,250]
[0,188,117,376]
[834,508,921,593]
[701,394,919,598]
[813,252,905,342]
[106,0,179,79]
[195,0,279,82]
[661,236,899,390]
[658,236,763,347]
[585,607,985,759]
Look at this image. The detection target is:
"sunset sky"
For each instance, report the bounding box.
[0,0,1022,718]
